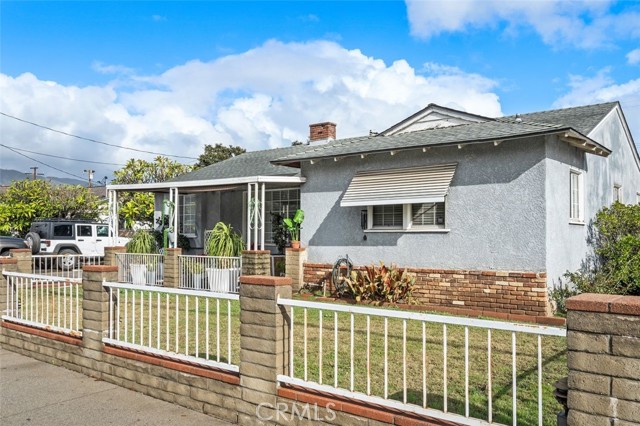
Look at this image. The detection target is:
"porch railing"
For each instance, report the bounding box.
[277,298,567,426]
[2,270,82,336]
[179,255,241,293]
[102,281,240,372]
[32,254,103,280]
[115,253,164,286]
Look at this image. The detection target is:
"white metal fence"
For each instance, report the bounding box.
[115,253,164,286]
[277,298,567,426]
[2,270,82,336]
[179,255,241,293]
[102,281,239,372]
[32,254,103,280]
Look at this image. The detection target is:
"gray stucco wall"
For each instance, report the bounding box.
[300,137,548,272]
[545,109,640,287]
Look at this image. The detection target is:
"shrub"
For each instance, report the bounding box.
[342,262,415,304]
[559,202,640,314]
[126,230,158,254]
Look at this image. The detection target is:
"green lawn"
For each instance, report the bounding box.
[19,284,566,425]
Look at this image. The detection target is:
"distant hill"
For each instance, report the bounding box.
[0,169,87,187]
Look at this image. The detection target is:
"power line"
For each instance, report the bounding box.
[1,144,87,181]
[0,144,125,166]
[0,111,199,160]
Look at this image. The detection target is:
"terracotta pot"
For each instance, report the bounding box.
[290,240,300,249]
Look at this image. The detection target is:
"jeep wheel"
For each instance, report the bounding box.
[25,232,41,255]
[57,249,78,270]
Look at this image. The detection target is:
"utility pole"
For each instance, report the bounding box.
[84,169,95,188]
[30,167,38,180]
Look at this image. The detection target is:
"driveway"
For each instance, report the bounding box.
[0,347,234,426]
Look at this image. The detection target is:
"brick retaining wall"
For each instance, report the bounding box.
[304,263,551,317]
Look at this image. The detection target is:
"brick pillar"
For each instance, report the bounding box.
[82,265,118,355]
[0,258,18,317]
[10,248,32,274]
[163,248,181,288]
[104,246,126,267]
[237,275,291,424]
[566,293,640,426]
[241,250,270,276]
[285,248,307,292]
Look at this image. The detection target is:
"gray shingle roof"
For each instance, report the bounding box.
[167,145,308,182]
[272,102,618,164]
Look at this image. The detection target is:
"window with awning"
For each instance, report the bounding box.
[340,163,457,207]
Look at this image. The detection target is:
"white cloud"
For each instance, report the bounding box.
[0,40,502,179]
[627,48,640,65]
[151,15,166,22]
[91,61,135,76]
[553,68,640,141]
[405,0,640,49]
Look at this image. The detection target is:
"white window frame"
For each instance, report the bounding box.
[366,202,447,232]
[180,194,197,237]
[569,169,584,224]
[243,187,300,245]
[614,183,622,204]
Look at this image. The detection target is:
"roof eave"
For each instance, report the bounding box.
[107,175,306,192]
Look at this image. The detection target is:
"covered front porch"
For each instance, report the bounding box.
[106,175,305,253]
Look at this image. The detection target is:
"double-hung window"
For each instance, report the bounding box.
[263,188,300,244]
[614,184,622,203]
[180,194,197,236]
[569,170,583,223]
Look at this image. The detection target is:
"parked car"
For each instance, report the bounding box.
[25,219,129,261]
[0,236,28,256]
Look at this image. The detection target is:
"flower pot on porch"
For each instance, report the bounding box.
[290,240,301,249]
[206,267,241,293]
[130,264,147,285]
[191,272,204,290]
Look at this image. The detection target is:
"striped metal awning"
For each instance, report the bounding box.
[340,163,457,207]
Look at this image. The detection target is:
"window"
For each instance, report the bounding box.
[614,184,622,203]
[180,194,197,236]
[77,225,92,237]
[372,205,403,228]
[411,203,445,227]
[53,224,73,237]
[264,188,300,244]
[96,226,109,237]
[367,202,446,231]
[570,170,583,222]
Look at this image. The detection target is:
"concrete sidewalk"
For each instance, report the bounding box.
[0,347,234,426]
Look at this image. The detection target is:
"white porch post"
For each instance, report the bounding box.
[260,182,266,250]
[247,183,252,250]
[169,187,179,249]
[253,183,258,251]
[107,189,118,246]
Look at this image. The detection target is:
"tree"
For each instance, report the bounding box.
[0,180,103,236]
[111,156,191,228]
[195,144,246,169]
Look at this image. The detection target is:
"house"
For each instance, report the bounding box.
[107,101,640,316]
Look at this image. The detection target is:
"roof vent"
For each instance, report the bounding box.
[309,122,336,144]
[515,114,522,123]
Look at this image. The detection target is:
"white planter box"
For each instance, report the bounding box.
[206,268,240,293]
[130,264,147,286]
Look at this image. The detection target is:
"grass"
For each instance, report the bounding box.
[17,285,567,425]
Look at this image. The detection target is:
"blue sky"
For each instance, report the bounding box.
[1,1,639,181]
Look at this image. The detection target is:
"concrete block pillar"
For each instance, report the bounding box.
[241,250,270,276]
[82,265,118,354]
[163,248,181,288]
[10,248,32,274]
[238,275,292,424]
[285,248,307,292]
[566,293,640,426]
[104,246,127,267]
[0,258,18,317]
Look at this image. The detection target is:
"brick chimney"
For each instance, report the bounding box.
[309,122,336,144]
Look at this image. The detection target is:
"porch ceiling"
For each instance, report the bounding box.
[106,175,306,193]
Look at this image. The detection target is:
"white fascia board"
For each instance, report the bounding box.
[107,175,306,191]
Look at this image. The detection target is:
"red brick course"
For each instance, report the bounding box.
[304,263,551,317]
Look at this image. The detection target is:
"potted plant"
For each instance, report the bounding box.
[205,222,244,292]
[184,258,205,290]
[283,209,304,249]
[126,229,158,285]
